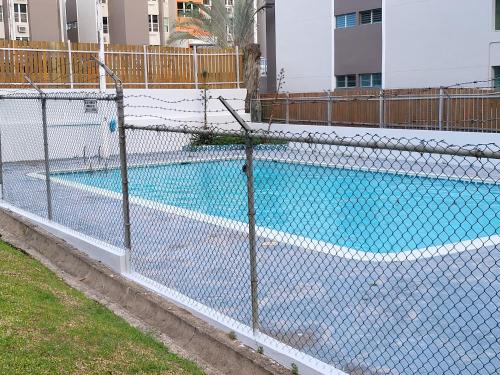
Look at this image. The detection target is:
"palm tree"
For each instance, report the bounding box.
[168,0,264,113]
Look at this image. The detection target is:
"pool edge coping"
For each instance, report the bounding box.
[28,166,500,263]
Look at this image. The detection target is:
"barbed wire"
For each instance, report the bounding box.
[125,113,239,126]
[124,104,245,113]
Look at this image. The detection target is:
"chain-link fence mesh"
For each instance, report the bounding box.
[0,93,123,248]
[0,91,499,375]
[121,125,500,375]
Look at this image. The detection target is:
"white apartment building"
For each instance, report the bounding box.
[270,0,500,91]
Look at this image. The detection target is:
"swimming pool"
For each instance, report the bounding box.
[52,159,500,254]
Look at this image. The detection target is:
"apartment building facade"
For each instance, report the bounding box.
[65,0,238,46]
[0,0,66,42]
[272,0,500,91]
[66,0,173,46]
[0,0,242,47]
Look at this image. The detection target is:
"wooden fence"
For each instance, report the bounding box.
[259,88,500,133]
[0,40,244,89]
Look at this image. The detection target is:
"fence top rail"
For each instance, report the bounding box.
[124,124,500,160]
[0,93,117,101]
[0,46,243,56]
[257,93,500,102]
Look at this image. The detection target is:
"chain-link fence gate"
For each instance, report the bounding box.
[0,82,499,374]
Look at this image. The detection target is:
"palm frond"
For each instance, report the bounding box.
[168,0,256,48]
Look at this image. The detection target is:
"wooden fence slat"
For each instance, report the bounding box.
[260,89,500,132]
[0,40,242,89]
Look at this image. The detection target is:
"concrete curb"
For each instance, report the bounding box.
[0,207,290,375]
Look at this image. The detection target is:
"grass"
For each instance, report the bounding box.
[0,241,205,375]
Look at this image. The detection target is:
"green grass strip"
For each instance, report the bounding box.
[0,241,204,375]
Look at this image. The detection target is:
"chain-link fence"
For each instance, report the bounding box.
[0,87,499,375]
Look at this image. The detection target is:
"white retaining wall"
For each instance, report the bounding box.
[0,89,246,162]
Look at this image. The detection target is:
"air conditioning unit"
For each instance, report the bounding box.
[17,25,27,33]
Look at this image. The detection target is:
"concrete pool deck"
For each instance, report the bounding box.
[1,150,499,375]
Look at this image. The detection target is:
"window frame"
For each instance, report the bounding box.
[360,8,382,25]
[496,0,500,30]
[148,14,159,32]
[493,66,500,91]
[335,12,356,29]
[360,73,382,88]
[102,16,109,34]
[336,75,357,89]
[14,3,28,23]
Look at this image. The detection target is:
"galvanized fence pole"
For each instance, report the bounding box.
[0,130,3,200]
[438,87,444,131]
[379,89,385,128]
[143,45,149,89]
[235,46,241,89]
[116,84,132,255]
[41,96,53,220]
[285,93,290,123]
[327,91,332,126]
[68,41,74,89]
[218,96,260,333]
[24,75,53,220]
[93,58,132,265]
[193,45,199,90]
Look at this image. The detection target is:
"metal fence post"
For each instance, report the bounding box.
[235,46,241,89]
[24,75,53,220]
[143,45,149,89]
[327,91,332,126]
[379,89,385,128]
[244,132,259,332]
[0,130,3,200]
[218,96,260,333]
[68,41,74,89]
[193,45,199,90]
[93,57,132,267]
[285,93,290,123]
[438,87,444,131]
[116,83,132,258]
[41,96,53,220]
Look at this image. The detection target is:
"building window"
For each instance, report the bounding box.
[496,0,500,30]
[16,36,29,41]
[178,2,194,16]
[163,17,169,32]
[494,66,500,90]
[0,6,4,22]
[67,21,78,30]
[336,13,356,29]
[337,75,356,88]
[149,14,159,32]
[360,8,382,25]
[360,73,382,88]
[14,3,28,23]
[102,17,108,33]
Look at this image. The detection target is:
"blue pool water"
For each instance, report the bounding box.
[54,160,500,253]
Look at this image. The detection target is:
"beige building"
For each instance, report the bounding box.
[0,0,66,42]
[66,0,174,46]
[0,0,238,46]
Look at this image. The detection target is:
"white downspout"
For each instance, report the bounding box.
[58,0,67,42]
[8,0,16,40]
[253,0,258,44]
[96,0,106,92]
